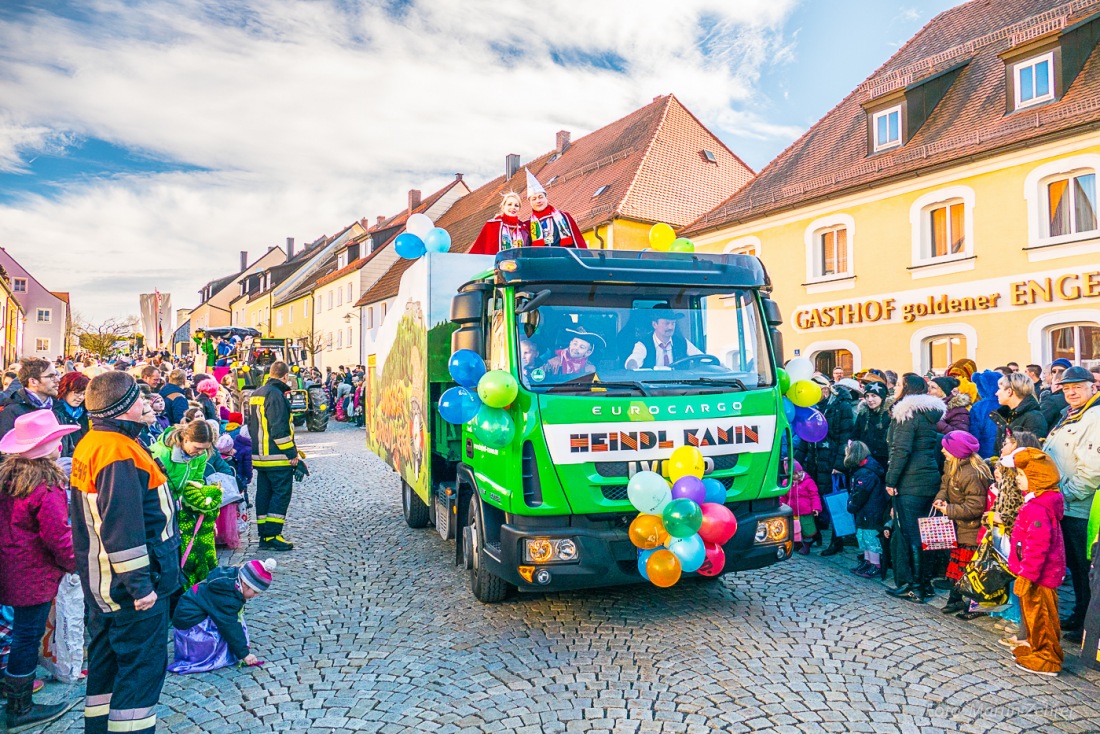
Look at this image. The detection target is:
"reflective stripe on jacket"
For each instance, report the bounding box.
[248,377,296,468]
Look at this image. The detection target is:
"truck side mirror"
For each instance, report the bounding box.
[451,291,484,324]
[761,297,782,327]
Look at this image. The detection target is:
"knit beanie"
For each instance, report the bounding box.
[931,376,959,395]
[948,358,977,379]
[229,412,244,425]
[86,372,141,419]
[864,382,888,400]
[793,460,803,474]
[215,434,234,453]
[239,559,276,592]
[1013,448,1060,494]
[941,430,979,459]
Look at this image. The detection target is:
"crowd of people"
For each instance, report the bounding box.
[786,357,1100,677]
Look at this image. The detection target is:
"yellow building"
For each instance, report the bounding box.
[685,0,1100,376]
[190,247,285,332]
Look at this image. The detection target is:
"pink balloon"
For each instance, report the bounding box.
[671,475,706,505]
[697,541,726,577]
[698,503,738,545]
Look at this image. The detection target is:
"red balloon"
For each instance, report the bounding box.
[697,541,726,577]
[698,503,738,545]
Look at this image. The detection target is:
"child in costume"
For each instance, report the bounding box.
[781,461,820,555]
[169,559,275,674]
[933,431,992,619]
[844,440,888,578]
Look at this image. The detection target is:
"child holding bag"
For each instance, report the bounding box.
[933,430,991,618]
[781,461,821,555]
[844,440,888,578]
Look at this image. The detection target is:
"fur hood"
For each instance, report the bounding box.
[891,394,946,423]
[946,392,972,411]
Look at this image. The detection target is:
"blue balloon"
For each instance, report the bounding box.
[424,227,452,254]
[667,534,707,573]
[395,232,426,259]
[438,386,481,424]
[448,349,486,389]
[782,396,797,423]
[702,477,726,504]
[637,548,660,581]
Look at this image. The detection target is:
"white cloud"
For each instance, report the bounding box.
[0,0,799,322]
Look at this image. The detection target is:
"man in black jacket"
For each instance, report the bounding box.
[248,361,299,551]
[0,357,59,442]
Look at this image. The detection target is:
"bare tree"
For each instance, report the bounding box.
[75,316,139,357]
[291,327,325,367]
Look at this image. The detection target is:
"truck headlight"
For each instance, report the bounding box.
[522,538,580,564]
[755,518,789,544]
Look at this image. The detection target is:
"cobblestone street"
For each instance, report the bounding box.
[39,421,1100,734]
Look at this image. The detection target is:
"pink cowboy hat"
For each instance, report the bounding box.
[0,410,80,459]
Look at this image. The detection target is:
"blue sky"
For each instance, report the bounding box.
[0,0,961,322]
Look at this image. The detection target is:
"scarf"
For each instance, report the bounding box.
[530,206,575,247]
[59,400,85,420]
[1052,391,1100,432]
[24,390,54,410]
[496,214,527,251]
[553,348,589,375]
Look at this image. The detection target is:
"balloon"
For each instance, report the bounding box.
[698,502,738,545]
[787,380,822,408]
[667,534,706,573]
[662,498,703,538]
[406,213,434,239]
[394,232,426,259]
[702,477,726,504]
[477,370,518,409]
[423,227,452,254]
[668,445,705,482]
[627,471,672,515]
[785,357,814,383]
[472,406,515,449]
[794,408,829,443]
[671,475,705,505]
[637,548,660,581]
[448,349,486,389]
[777,367,791,394]
[438,386,480,425]
[629,514,667,550]
[782,397,796,423]
[646,549,682,588]
[648,223,675,251]
[697,541,726,577]
[669,237,694,253]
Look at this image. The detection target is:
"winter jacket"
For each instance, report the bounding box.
[159,383,190,425]
[1008,489,1066,589]
[852,403,891,468]
[204,451,236,483]
[935,393,972,435]
[172,565,250,660]
[801,388,857,493]
[232,431,253,486]
[1043,392,1100,521]
[150,432,210,497]
[197,394,218,421]
[248,378,297,469]
[53,400,90,458]
[0,482,75,606]
[1038,388,1068,430]
[933,461,989,546]
[968,371,1002,459]
[780,474,821,518]
[885,394,946,497]
[846,457,888,531]
[990,395,1048,455]
[0,389,52,444]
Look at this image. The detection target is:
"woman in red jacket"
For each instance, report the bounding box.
[0,410,80,729]
[468,192,530,255]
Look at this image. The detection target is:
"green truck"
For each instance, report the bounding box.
[364,248,793,602]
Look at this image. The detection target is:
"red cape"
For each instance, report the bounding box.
[530,206,588,248]
[469,214,530,255]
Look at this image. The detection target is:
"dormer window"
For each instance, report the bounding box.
[1014,52,1054,110]
[338,251,348,269]
[873,106,901,152]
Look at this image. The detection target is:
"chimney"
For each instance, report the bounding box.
[239,251,248,272]
[286,237,295,259]
[454,173,464,181]
[505,153,521,180]
[408,189,422,213]
[376,216,385,226]
[556,130,571,154]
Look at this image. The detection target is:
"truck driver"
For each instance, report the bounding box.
[623,304,701,369]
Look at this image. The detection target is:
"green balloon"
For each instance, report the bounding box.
[662,498,703,538]
[777,367,791,394]
[477,370,519,409]
[670,237,695,253]
[472,406,515,449]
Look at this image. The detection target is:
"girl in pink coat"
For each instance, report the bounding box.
[781,461,822,555]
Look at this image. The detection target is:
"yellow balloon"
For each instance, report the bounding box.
[646,549,682,588]
[788,380,822,408]
[629,514,667,550]
[668,445,705,482]
[649,223,675,251]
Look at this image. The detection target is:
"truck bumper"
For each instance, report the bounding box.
[484,501,793,592]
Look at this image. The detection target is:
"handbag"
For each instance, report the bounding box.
[918,508,957,551]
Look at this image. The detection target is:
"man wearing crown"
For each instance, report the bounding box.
[526,169,588,249]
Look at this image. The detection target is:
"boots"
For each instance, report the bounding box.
[796,541,811,555]
[820,534,845,557]
[4,673,76,733]
[941,588,968,615]
[898,553,930,603]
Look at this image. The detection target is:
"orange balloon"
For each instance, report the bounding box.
[629,514,667,550]
[646,549,682,588]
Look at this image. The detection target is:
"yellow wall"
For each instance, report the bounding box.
[691,134,1100,373]
[581,218,661,251]
[270,294,314,342]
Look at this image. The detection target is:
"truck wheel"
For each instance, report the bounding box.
[402,480,430,529]
[463,495,509,604]
[306,388,329,432]
[293,414,306,427]
[306,411,329,432]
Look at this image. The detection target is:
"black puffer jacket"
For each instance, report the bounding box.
[990,394,1048,454]
[847,456,889,530]
[801,388,857,494]
[885,394,946,497]
[1037,389,1067,433]
[852,402,891,469]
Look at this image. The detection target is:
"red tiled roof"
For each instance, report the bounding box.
[685,0,1100,235]
[50,291,70,303]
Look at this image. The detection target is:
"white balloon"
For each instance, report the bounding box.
[406,213,434,239]
[785,357,814,383]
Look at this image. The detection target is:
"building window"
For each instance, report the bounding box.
[36,308,51,323]
[337,288,343,307]
[315,298,321,315]
[288,306,293,324]
[326,332,332,350]
[336,330,343,349]
[701,149,717,163]
[872,106,901,152]
[928,201,966,258]
[275,309,284,327]
[35,337,49,352]
[1046,172,1097,239]
[804,215,855,289]
[12,278,26,293]
[347,283,353,302]
[1014,52,1054,110]
[593,185,609,197]
[346,327,353,346]
[1048,322,1100,364]
[306,301,311,318]
[327,291,333,310]
[724,236,760,257]
[338,252,348,269]
[909,186,975,275]
[818,226,848,277]
[924,334,967,374]
[367,307,374,329]
[381,302,387,318]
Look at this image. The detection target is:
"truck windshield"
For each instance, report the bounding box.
[516,286,774,394]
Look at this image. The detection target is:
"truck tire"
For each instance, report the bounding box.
[463,495,509,604]
[402,480,430,529]
[293,414,306,427]
[306,388,329,432]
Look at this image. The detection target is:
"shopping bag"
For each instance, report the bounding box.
[215,502,242,549]
[38,574,85,683]
[823,490,856,537]
[918,509,957,551]
[957,533,1013,606]
[206,472,242,507]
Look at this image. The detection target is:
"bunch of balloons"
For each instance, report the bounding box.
[438,349,518,448]
[648,223,695,253]
[395,213,454,260]
[626,445,738,588]
[778,357,829,443]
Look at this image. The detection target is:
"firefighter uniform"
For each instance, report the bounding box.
[248,376,298,545]
[71,417,180,734]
